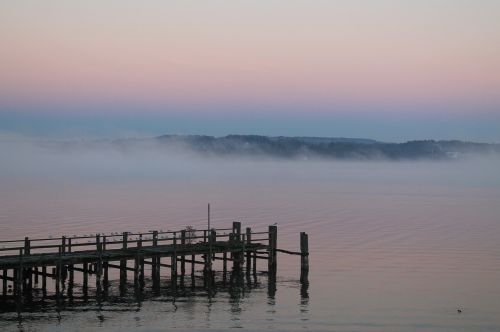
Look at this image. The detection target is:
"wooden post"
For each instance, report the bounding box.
[2,270,7,297]
[180,230,186,287]
[233,221,241,241]
[171,233,177,291]
[246,227,251,275]
[42,266,47,297]
[33,267,39,285]
[268,225,277,276]
[209,229,216,289]
[232,221,241,271]
[61,236,66,253]
[67,238,74,288]
[134,254,139,288]
[102,236,108,287]
[17,248,23,297]
[82,262,88,296]
[24,237,31,293]
[96,234,102,294]
[152,231,158,284]
[191,253,195,288]
[120,232,128,286]
[222,251,227,284]
[300,232,309,283]
[253,248,257,276]
[138,234,144,288]
[55,246,62,305]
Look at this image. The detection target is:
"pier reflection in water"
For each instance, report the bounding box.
[1,269,309,331]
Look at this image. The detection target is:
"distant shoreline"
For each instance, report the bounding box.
[37,134,498,161]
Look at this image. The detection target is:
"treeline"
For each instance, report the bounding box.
[155,135,500,160]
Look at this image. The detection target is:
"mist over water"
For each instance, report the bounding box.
[1,138,500,331]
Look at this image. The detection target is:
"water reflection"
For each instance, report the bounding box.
[0,270,309,330]
[300,281,309,306]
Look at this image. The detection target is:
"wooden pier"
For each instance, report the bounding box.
[0,221,309,303]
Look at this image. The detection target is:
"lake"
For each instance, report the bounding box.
[1,143,499,331]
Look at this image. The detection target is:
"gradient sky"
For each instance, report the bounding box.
[1,0,499,141]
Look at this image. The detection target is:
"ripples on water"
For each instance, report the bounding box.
[0,143,499,331]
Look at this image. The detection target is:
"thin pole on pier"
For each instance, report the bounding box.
[210,229,216,289]
[205,203,214,292]
[208,203,212,271]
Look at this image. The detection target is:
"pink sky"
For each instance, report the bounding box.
[1,1,499,115]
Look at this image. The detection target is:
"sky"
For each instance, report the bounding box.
[0,0,499,142]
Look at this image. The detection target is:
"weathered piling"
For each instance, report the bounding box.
[96,234,103,294]
[102,236,108,287]
[152,231,160,289]
[268,225,277,276]
[23,237,31,294]
[2,269,7,297]
[138,234,144,288]
[232,222,242,272]
[41,266,47,297]
[82,262,88,296]
[171,233,177,291]
[56,246,62,303]
[246,227,252,276]
[300,232,309,283]
[16,249,23,298]
[180,230,186,287]
[120,232,128,287]
[222,251,228,284]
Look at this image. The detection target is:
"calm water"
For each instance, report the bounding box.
[1,143,499,331]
